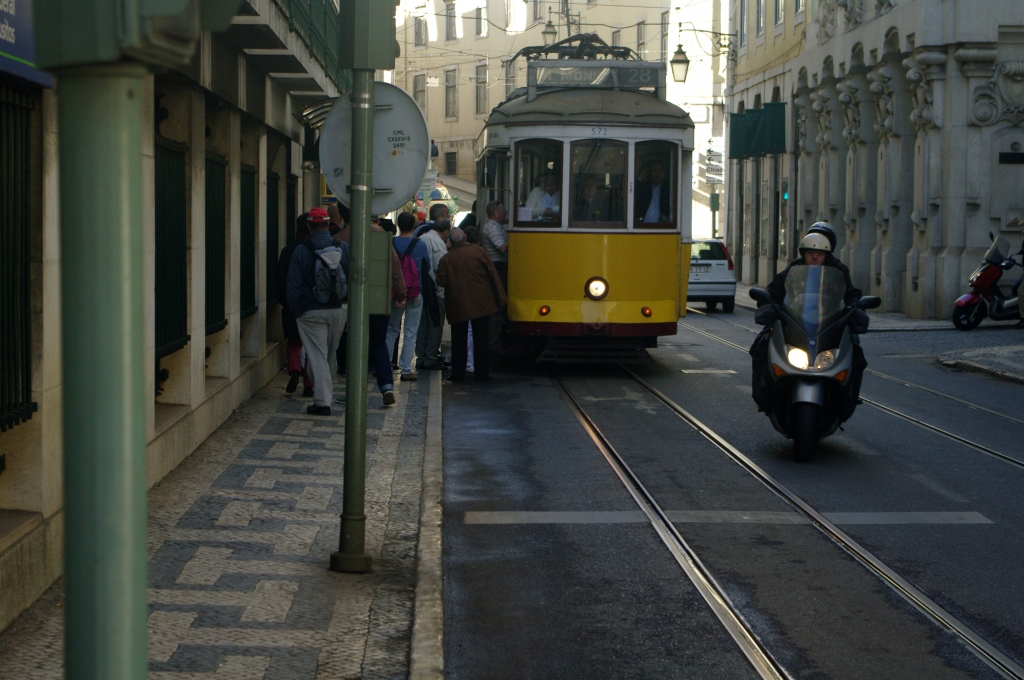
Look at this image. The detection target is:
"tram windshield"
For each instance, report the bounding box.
[516,139,563,227]
[634,140,677,230]
[569,140,626,229]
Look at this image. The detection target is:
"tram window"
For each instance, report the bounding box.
[515,139,563,227]
[634,141,678,230]
[569,140,626,230]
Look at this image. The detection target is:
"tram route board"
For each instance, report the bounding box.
[534,65,660,88]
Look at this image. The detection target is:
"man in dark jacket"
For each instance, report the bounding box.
[435,227,508,382]
[286,208,350,415]
[750,231,866,413]
[277,212,313,396]
[634,159,672,225]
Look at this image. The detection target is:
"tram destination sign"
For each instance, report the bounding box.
[534,65,660,88]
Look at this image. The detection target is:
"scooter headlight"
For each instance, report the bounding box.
[786,346,809,370]
[813,349,838,371]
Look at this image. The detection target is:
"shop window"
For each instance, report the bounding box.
[569,140,627,230]
[514,139,563,227]
[445,152,458,176]
[240,165,258,320]
[634,140,677,230]
[205,154,228,335]
[155,137,190,359]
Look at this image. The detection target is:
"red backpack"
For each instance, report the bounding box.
[397,238,421,300]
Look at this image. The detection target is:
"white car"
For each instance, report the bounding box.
[688,239,737,312]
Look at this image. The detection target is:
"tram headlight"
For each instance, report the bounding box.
[786,346,809,370]
[813,349,837,371]
[585,277,608,300]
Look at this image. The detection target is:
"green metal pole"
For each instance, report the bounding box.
[331,68,374,573]
[57,62,150,679]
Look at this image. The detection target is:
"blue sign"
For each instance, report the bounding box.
[0,1,53,87]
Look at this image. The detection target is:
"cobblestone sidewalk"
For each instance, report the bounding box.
[0,369,442,680]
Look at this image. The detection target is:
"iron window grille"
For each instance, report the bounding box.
[240,164,258,320]
[475,65,488,114]
[445,3,456,40]
[205,154,228,335]
[0,86,36,432]
[414,74,426,110]
[414,16,427,46]
[155,136,191,359]
[445,69,458,118]
[266,171,280,306]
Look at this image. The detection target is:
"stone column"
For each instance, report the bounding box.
[904,48,947,319]
[812,73,846,251]
[837,64,878,293]
[868,52,915,312]
[794,86,819,239]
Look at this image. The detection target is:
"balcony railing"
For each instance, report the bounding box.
[277,0,351,93]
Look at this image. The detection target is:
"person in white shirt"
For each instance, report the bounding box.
[524,173,561,221]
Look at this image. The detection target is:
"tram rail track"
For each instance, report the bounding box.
[550,374,792,680]
[684,307,1024,428]
[553,368,1024,679]
[677,319,1024,470]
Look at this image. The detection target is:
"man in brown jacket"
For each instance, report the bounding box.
[435,227,508,382]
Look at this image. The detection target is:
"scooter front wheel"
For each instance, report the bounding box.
[952,301,985,330]
[792,403,819,463]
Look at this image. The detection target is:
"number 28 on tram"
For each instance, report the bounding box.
[475,50,695,344]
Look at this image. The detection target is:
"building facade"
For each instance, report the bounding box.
[0,0,343,633]
[395,0,726,237]
[727,0,1024,318]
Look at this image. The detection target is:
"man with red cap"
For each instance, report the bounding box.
[286,208,350,415]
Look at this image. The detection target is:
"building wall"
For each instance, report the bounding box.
[727,0,1024,316]
[0,0,339,634]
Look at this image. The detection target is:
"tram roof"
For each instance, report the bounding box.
[486,88,694,129]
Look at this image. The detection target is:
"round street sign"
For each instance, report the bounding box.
[319,82,430,215]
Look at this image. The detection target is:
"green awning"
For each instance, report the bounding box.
[728,103,786,159]
[729,112,749,159]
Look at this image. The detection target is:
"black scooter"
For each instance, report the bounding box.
[750,266,880,462]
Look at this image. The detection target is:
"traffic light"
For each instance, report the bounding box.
[339,0,400,70]
[35,0,242,69]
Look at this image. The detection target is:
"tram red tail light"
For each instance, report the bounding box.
[641,307,653,317]
[539,305,551,316]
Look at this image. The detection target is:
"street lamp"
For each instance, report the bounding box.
[542,20,557,45]
[670,45,690,82]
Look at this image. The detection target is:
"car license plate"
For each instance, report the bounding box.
[691,265,710,273]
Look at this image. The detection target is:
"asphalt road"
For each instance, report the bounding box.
[442,309,1024,679]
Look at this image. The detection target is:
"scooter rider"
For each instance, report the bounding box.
[750,230,867,413]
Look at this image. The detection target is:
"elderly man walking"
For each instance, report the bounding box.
[435,227,507,382]
[286,208,349,415]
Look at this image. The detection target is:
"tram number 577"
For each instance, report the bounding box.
[590,127,609,136]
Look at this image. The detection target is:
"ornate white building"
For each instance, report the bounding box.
[726,0,1024,318]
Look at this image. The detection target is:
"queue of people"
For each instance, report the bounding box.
[278,197,509,414]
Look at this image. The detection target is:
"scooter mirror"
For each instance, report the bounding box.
[749,288,773,305]
[858,296,882,310]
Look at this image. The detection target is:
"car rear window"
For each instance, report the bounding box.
[692,241,727,261]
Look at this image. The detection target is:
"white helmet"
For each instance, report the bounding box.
[799,232,832,253]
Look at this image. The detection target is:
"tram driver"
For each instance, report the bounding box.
[525,172,561,221]
[634,159,672,224]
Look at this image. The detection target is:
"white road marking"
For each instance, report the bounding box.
[681,369,737,374]
[464,510,992,525]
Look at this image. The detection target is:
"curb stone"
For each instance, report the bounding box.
[410,369,444,679]
[942,359,1024,386]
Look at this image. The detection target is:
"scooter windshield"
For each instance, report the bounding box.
[984,236,1011,264]
[784,266,848,338]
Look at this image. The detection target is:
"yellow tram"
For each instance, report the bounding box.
[474,36,694,357]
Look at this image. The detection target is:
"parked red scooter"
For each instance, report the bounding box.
[952,233,1023,330]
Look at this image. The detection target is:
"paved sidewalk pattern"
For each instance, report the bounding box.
[0,371,435,680]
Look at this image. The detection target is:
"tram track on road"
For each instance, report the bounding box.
[684,306,1024,428]
[678,317,1024,471]
[553,368,1024,680]
[550,374,792,680]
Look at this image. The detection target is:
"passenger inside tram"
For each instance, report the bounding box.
[573,175,616,222]
[634,159,672,224]
[524,172,561,221]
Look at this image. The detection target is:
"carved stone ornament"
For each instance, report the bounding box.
[836,78,862,145]
[811,86,836,150]
[837,0,864,32]
[795,92,815,155]
[817,0,837,45]
[875,0,896,17]
[868,62,896,140]
[970,61,1024,126]
[903,55,937,131]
